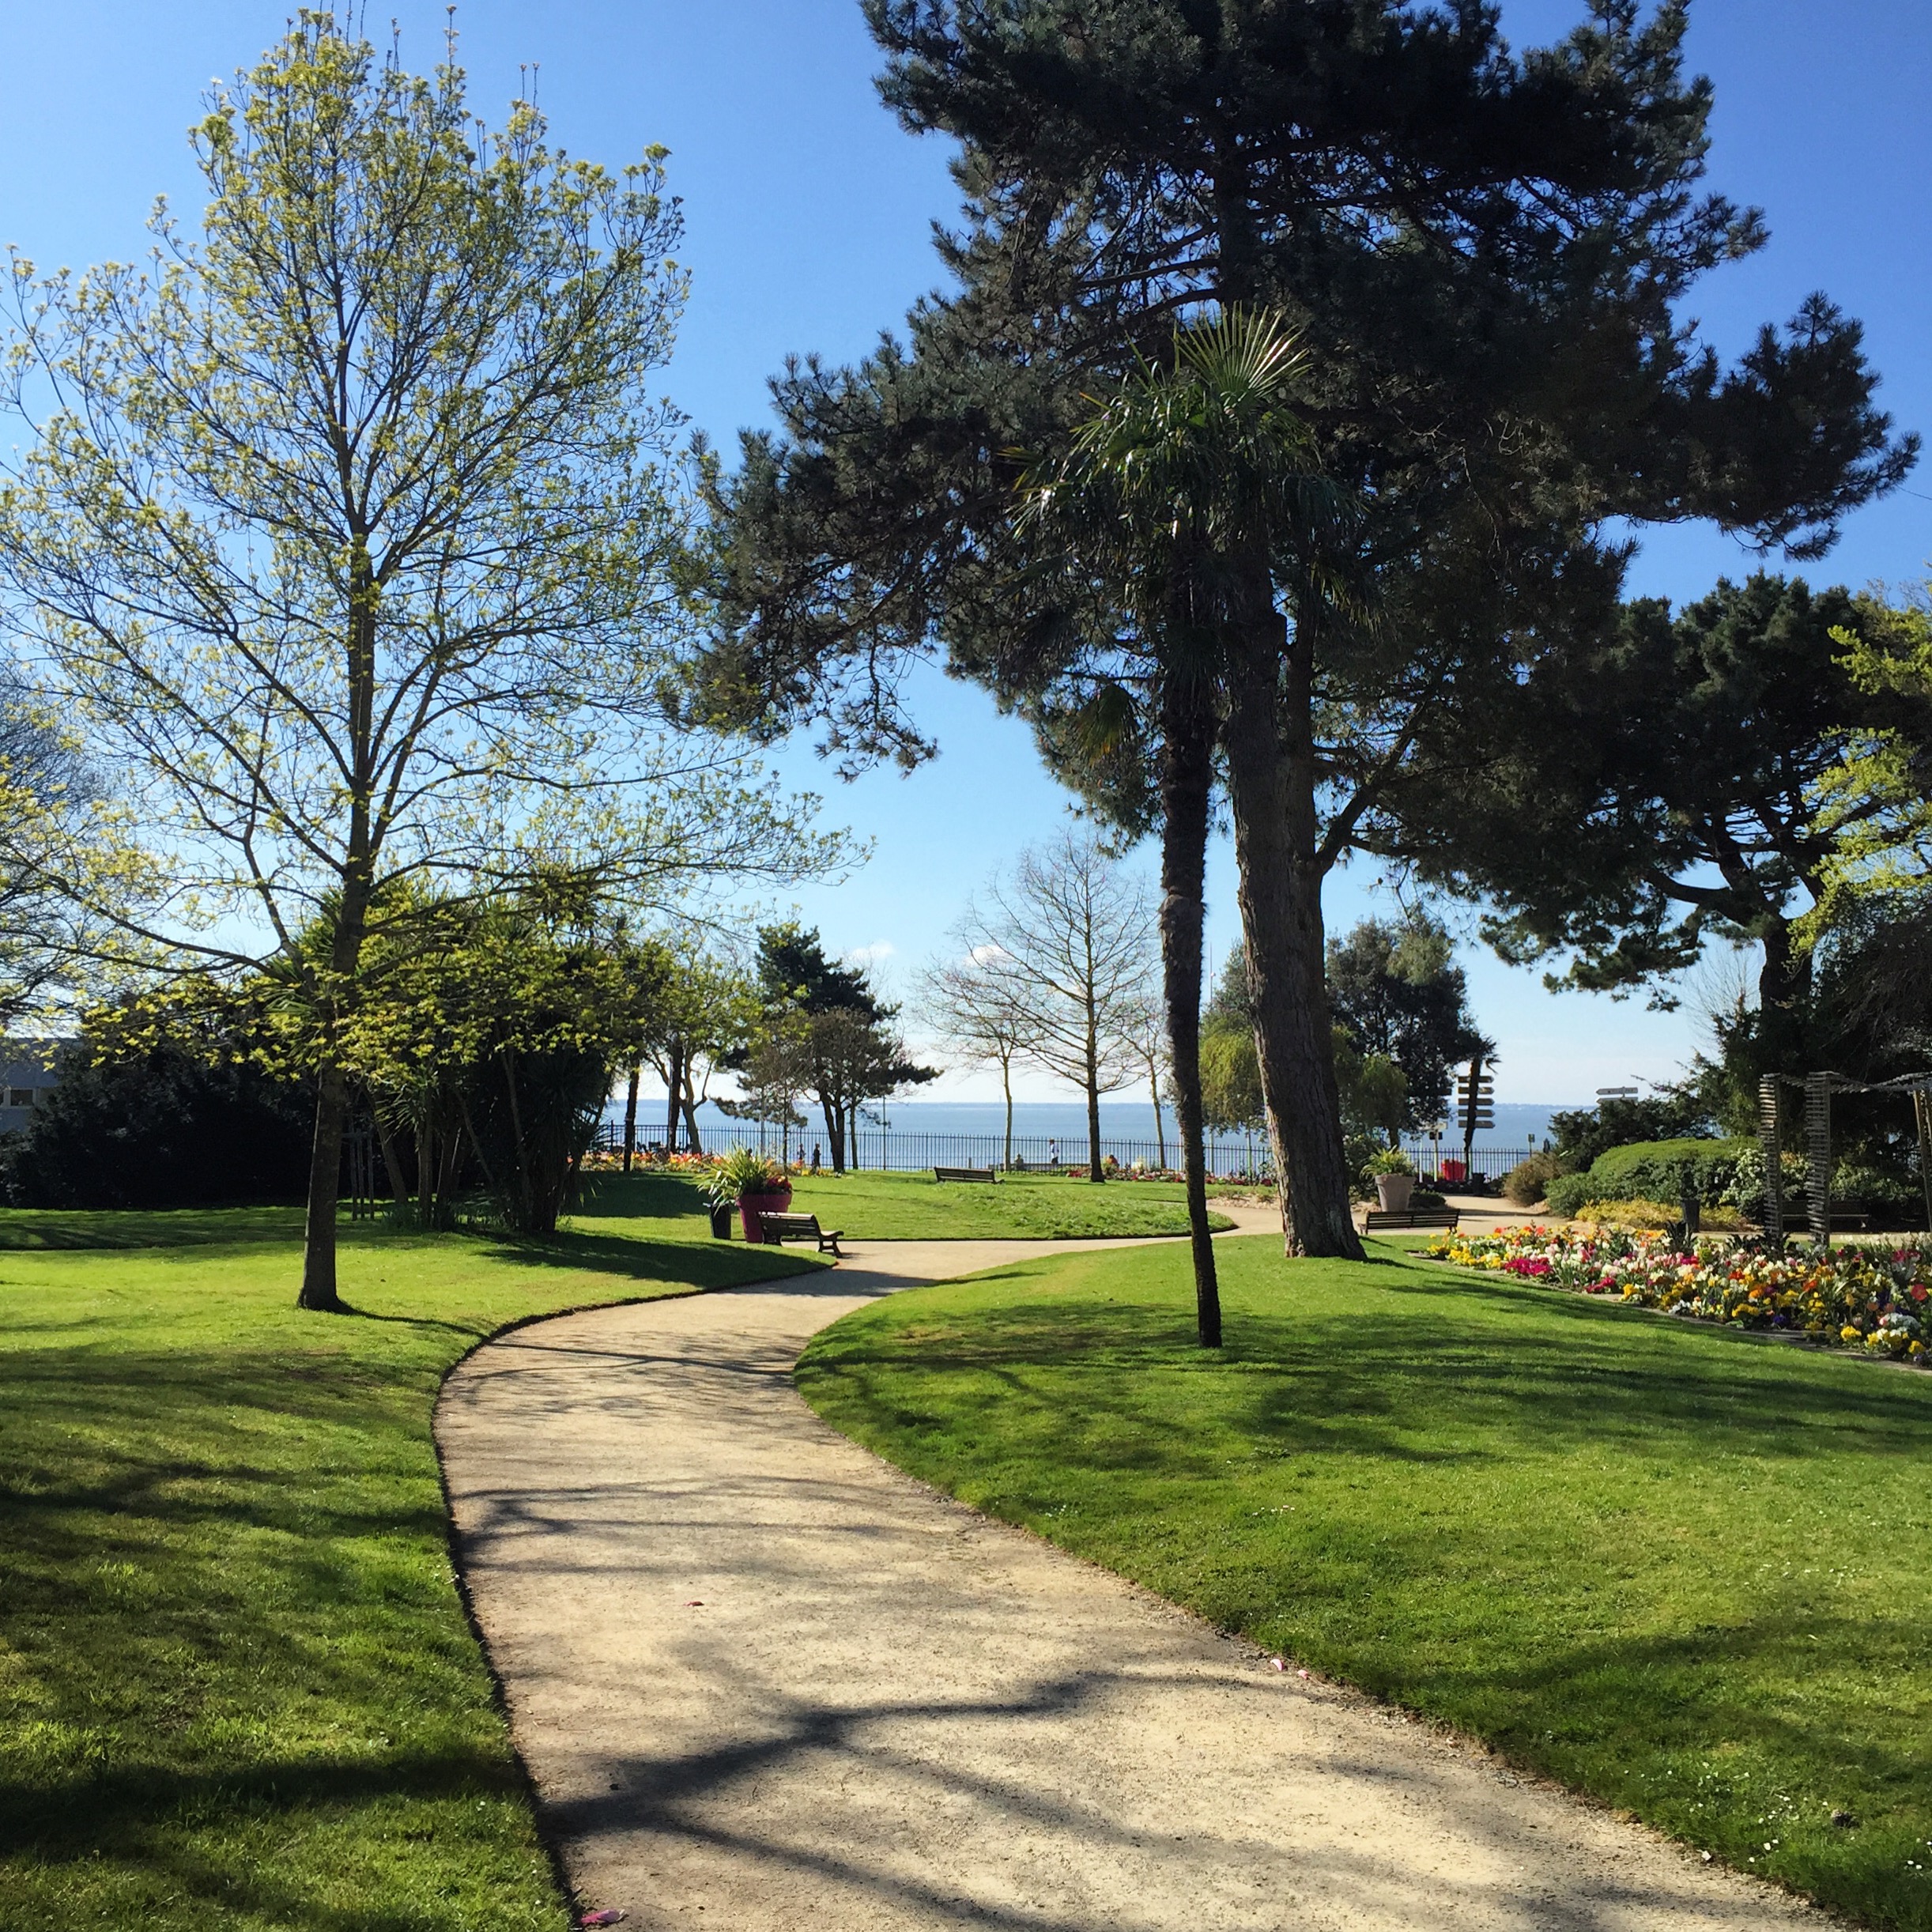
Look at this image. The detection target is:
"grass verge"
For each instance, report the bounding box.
[797,1232,1932,1930]
[575,1164,1233,1240]
[0,1205,821,1930]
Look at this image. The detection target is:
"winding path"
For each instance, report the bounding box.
[437,1234,1817,1930]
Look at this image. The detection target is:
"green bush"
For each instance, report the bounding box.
[1501,1149,1564,1206]
[1545,1170,1594,1217]
[1832,1160,1919,1213]
[1580,1137,1752,1206]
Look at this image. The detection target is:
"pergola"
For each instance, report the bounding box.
[1757,1072,1932,1246]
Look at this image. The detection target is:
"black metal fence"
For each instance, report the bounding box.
[596,1119,1541,1185]
[594,1119,1277,1179]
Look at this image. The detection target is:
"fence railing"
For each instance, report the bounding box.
[594,1119,1277,1179]
[596,1121,1542,1186]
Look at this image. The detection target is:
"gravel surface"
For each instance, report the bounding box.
[437,1235,1821,1931]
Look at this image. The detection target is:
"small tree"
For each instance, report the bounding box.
[956,833,1155,1180]
[0,18,817,1306]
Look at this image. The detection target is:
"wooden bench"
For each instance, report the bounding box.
[933,1164,997,1184]
[757,1211,845,1257]
[1359,1206,1460,1234]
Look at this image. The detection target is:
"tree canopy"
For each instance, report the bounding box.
[699,0,1912,1262]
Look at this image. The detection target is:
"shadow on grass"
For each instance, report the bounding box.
[0,1204,311,1250]
[482,1224,826,1290]
[802,1270,1932,1485]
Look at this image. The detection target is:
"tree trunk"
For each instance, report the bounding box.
[1220,617,1364,1260]
[299,1061,350,1310]
[374,1111,409,1212]
[622,1064,640,1173]
[680,1061,703,1153]
[822,1089,847,1173]
[1158,666,1222,1341]
[1000,1054,1013,1171]
[1085,1052,1104,1182]
[1757,915,1813,1071]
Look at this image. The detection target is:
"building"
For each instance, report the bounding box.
[0,1040,62,1135]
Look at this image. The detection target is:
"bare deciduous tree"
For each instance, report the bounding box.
[919,947,1030,1169]
[953,833,1155,1181]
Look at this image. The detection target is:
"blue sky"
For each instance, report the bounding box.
[2,2,1926,1104]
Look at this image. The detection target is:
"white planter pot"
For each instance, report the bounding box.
[1375,1174,1415,1212]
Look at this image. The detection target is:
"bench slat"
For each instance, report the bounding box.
[933,1166,996,1183]
[1360,1208,1461,1232]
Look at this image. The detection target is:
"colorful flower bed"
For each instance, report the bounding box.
[1426,1223,1932,1364]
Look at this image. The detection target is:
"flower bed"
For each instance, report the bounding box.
[1426,1223,1932,1363]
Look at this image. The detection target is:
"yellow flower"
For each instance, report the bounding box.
[1840,1325,1862,1343]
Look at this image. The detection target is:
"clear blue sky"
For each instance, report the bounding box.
[2,2,1926,1104]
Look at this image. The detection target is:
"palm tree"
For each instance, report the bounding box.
[1020,309,1360,1340]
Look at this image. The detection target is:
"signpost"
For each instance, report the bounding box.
[1455,1057,1494,1175]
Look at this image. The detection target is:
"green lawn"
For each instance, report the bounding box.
[797,1232,1932,1930]
[0,1205,824,1931]
[575,1163,1234,1240]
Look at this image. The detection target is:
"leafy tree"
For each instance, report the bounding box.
[1803,589,1932,937]
[745,923,934,1170]
[632,943,757,1159]
[338,892,670,1234]
[1407,575,1884,1074]
[1325,914,1485,1130]
[0,17,815,1307]
[700,1,1910,1267]
[1,1005,311,1209]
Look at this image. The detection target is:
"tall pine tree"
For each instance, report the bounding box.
[700,1,1911,1258]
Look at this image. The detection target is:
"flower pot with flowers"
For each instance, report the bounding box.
[709,1147,794,1242]
[1366,1147,1417,1212]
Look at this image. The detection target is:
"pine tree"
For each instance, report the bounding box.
[701,0,1912,1257]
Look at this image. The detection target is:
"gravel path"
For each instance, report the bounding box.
[437,1236,1817,1931]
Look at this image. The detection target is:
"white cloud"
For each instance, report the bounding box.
[845,939,896,969]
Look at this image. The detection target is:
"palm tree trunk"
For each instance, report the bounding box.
[1221,610,1363,1260]
[622,1064,640,1173]
[1158,666,1223,1340]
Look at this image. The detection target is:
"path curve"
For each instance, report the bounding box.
[438,1236,1818,1930]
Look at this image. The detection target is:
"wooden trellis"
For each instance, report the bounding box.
[1759,1070,1932,1247]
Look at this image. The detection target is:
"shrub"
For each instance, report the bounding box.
[1548,1092,1715,1169]
[1832,1160,1919,1214]
[706,1148,794,1204]
[0,1033,313,1209]
[1364,1146,1415,1176]
[1545,1170,1594,1217]
[1719,1144,1806,1215]
[1502,1149,1565,1206]
[1580,1137,1752,1206]
[1572,1196,1752,1233]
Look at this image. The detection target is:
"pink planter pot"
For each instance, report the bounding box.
[739,1187,792,1242]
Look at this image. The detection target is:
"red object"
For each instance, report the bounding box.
[1440,1158,1466,1183]
[579,1912,627,1927]
[739,1185,792,1242]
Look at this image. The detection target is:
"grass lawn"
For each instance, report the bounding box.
[575,1163,1234,1240]
[798,1232,1932,1930]
[0,1204,824,1931]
